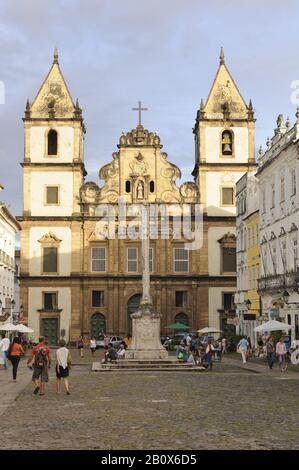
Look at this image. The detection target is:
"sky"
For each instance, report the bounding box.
[1,0,299,214]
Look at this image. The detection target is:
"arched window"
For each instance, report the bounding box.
[48,129,58,156]
[175,312,190,326]
[149,181,155,193]
[221,130,233,156]
[125,181,131,193]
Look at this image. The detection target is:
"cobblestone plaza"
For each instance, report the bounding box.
[1,354,299,450]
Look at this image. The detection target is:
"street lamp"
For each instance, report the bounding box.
[246,299,252,309]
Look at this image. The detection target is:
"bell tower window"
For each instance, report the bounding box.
[47,129,58,156]
[221,130,233,156]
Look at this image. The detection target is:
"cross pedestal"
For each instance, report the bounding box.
[125,205,168,361]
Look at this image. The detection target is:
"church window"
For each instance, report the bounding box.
[149,181,155,193]
[46,186,59,205]
[175,291,187,307]
[127,247,138,272]
[221,130,233,156]
[43,292,57,310]
[43,247,58,273]
[125,181,131,193]
[47,129,58,156]
[173,248,189,273]
[221,187,234,206]
[91,247,107,272]
[222,247,236,273]
[92,290,105,307]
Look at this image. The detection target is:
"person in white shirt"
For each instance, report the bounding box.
[117,344,126,359]
[0,333,10,370]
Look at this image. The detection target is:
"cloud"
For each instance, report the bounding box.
[1,0,299,213]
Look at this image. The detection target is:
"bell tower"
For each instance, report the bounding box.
[192,48,256,217]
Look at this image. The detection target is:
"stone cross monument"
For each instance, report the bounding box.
[125,205,168,360]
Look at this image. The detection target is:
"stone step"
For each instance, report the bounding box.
[92,361,206,372]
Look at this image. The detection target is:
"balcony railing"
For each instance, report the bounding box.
[258,270,299,293]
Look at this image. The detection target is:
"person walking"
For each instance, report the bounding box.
[221,337,228,354]
[8,337,24,382]
[77,335,84,358]
[27,336,51,396]
[266,336,275,370]
[237,337,249,364]
[276,337,287,371]
[56,339,72,395]
[90,337,97,357]
[0,333,10,370]
[205,340,215,370]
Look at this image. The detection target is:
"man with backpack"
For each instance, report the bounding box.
[27,336,51,396]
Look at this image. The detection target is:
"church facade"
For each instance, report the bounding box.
[19,49,256,344]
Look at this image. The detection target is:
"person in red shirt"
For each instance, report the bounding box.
[27,336,51,396]
[9,337,24,382]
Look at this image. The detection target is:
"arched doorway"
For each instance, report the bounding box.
[175,312,190,326]
[127,294,141,335]
[90,313,106,339]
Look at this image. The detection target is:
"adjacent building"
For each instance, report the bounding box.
[257,113,299,342]
[235,171,259,343]
[0,202,21,325]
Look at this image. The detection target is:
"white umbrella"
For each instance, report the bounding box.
[254,320,294,332]
[0,322,18,331]
[197,327,222,334]
[15,324,34,333]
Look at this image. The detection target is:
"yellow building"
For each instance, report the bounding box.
[246,209,260,318]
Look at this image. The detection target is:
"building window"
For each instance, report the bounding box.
[281,241,287,272]
[221,187,234,206]
[272,245,277,273]
[293,239,298,270]
[43,247,58,273]
[149,247,154,273]
[291,169,296,195]
[47,129,58,156]
[223,293,234,310]
[46,186,59,205]
[222,247,236,273]
[91,247,107,272]
[262,190,266,213]
[280,177,285,202]
[149,181,155,193]
[221,130,233,156]
[127,247,138,273]
[175,291,187,307]
[173,248,189,273]
[271,183,275,208]
[125,181,131,193]
[43,292,57,310]
[92,290,104,307]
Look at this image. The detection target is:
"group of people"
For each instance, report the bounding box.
[0,333,72,396]
[175,334,229,370]
[77,334,132,358]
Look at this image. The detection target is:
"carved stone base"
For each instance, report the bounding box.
[125,304,168,360]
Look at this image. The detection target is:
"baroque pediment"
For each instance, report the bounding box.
[38,232,62,244]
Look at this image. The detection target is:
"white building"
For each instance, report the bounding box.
[257,113,299,342]
[0,203,21,324]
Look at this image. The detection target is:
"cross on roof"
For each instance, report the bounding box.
[132,101,148,126]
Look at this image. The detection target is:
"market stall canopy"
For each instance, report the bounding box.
[197,327,222,334]
[165,322,191,330]
[15,324,34,333]
[0,322,18,331]
[254,320,295,332]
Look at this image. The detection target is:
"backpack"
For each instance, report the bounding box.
[34,347,48,368]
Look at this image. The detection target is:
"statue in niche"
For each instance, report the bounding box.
[137,181,144,199]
